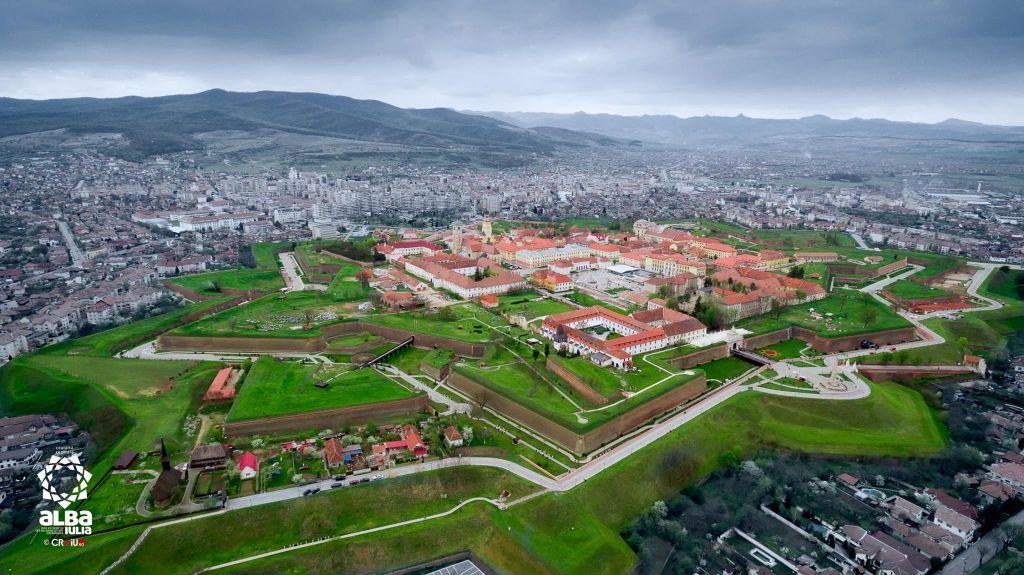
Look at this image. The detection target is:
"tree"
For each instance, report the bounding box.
[957,336,971,356]
[860,305,879,328]
[532,348,540,362]
[787,266,805,279]
[771,299,784,321]
[543,342,550,357]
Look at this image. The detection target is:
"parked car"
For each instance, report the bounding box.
[330,482,345,489]
[333,474,345,481]
[372,473,384,480]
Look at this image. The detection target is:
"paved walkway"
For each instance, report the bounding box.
[56,219,88,268]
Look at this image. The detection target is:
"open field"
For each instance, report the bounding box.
[738,293,911,337]
[883,279,956,299]
[171,291,353,338]
[169,268,284,295]
[227,357,417,422]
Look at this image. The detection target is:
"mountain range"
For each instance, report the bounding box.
[2,89,1022,166]
[0,90,621,164]
[470,110,1024,148]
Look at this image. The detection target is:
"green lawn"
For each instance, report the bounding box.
[499,291,575,319]
[227,357,417,422]
[169,268,284,295]
[550,355,627,399]
[701,357,757,382]
[83,473,149,530]
[0,355,223,494]
[251,241,293,270]
[757,339,810,359]
[423,348,454,369]
[171,291,353,338]
[363,305,494,342]
[93,468,539,575]
[326,262,368,301]
[883,279,955,300]
[1,375,947,575]
[325,332,383,349]
[738,294,911,337]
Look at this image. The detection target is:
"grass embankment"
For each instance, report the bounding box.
[227,357,417,422]
[0,353,223,523]
[739,293,911,337]
[159,379,944,575]
[59,296,232,357]
[169,268,284,295]
[171,291,352,338]
[456,344,706,433]
[1,375,945,575]
[363,304,496,343]
[326,262,368,301]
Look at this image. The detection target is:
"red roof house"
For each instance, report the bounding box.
[237,451,259,480]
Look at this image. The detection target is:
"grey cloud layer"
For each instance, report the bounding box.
[2,0,1022,123]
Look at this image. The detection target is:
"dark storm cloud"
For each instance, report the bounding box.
[1,0,1022,123]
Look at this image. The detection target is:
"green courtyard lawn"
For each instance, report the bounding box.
[883,279,956,300]
[171,291,353,338]
[550,355,627,398]
[738,293,911,338]
[227,357,417,422]
[169,268,284,295]
[456,362,582,426]
[498,291,575,320]
[363,305,495,343]
[757,339,810,360]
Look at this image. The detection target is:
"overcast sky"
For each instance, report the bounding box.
[2,0,1023,124]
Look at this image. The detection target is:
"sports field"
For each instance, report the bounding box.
[171,291,353,338]
[738,293,911,337]
[227,357,417,422]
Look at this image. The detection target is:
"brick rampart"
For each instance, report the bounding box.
[545,357,610,405]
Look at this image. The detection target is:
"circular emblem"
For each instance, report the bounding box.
[37,454,92,509]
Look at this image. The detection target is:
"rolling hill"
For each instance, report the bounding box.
[0,90,623,163]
